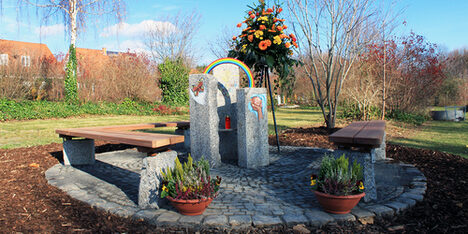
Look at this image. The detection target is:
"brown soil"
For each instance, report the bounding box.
[1,127,467,233]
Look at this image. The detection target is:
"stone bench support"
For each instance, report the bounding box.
[63,138,95,165]
[374,132,386,160]
[333,148,377,202]
[138,150,177,209]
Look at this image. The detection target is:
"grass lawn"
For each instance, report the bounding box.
[1,107,466,158]
[389,119,468,158]
[0,115,189,149]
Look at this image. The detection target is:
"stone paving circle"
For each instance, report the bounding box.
[45,145,427,229]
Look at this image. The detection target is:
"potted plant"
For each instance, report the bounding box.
[160,155,221,216]
[311,154,365,214]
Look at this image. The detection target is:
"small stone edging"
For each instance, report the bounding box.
[45,146,427,229]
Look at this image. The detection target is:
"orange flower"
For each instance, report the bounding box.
[243,27,251,31]
[259,25,266,30]
[237,23,242,28]
[268,29,276,33]
[250,14,256,19]
[290,33,297,42]
[248,11,253,15]
[283,25,288,29]
[259,40,269,50]
[293,41,298,48]
[248,34,254,42]
[249,29,256,33]
[239,34,247,38]
[232,36,237,40]
[277,8,283,13]
[267,8,274,13]
[265,39,272,46]
[280,34,288,39]
[285,42,291,48]
[276,26,283,31]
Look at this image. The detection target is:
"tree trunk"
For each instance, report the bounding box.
[381,40,387,120]
[70,0,78,47]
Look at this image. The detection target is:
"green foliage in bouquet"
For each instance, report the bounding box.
[311,154,364,196]
[160,155,221,200]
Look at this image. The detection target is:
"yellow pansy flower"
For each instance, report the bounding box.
[162,185,169,192]
[310,179,316,186]
[359,181,364,190]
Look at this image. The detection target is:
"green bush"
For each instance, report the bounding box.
[158,59,190,105]
[386,109,428,125]
[0,99,187,121]
[340,103,381,121]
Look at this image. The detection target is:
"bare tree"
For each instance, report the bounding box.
[377,0,403,119]
[287,0,380,128]
[17,0,126,48]
[207,25,236,59]
[144,11,201,63]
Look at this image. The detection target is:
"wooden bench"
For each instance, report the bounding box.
[328,120,386,202]
[329,120,386,149]
[56,121,190,165]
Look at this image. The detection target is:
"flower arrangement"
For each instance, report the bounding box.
[311,154,364,196]
[160,155,221,200]
[228,0,299,82]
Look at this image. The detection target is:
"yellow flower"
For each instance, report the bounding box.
[273,35,282,45]
[241,44,247,53]
[359,181,364,190]
[162,185,169,192]
[254,30,264,38]
[310,174,317,186]
[257,16,268,22]
[310,179,316,186]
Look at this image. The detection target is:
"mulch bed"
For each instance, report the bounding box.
[1,127,467,233]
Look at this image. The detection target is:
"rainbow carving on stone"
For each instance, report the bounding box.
[203,57,254,88]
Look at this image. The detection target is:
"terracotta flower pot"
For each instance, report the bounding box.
[313,190,365,214]
[166,197,213,216]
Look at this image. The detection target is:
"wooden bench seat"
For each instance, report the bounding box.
[56,121,190,163]
[329,120,385,148]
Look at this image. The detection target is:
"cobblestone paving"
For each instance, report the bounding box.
[45,146,427,228]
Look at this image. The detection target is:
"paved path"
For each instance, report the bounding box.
[45,146,427,229]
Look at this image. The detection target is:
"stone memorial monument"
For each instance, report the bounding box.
[237,88,269,168]
[189,74,221,167]
[189,59,269,169]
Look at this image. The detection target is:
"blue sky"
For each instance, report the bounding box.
[1,0,467,65]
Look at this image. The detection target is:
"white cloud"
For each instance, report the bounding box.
[100,20,177,38]
[35,24,65,37]
[102,39,149,54]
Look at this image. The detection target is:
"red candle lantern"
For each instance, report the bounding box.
[225,115,231,129]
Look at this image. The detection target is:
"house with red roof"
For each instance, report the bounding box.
[0,39,55,67]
